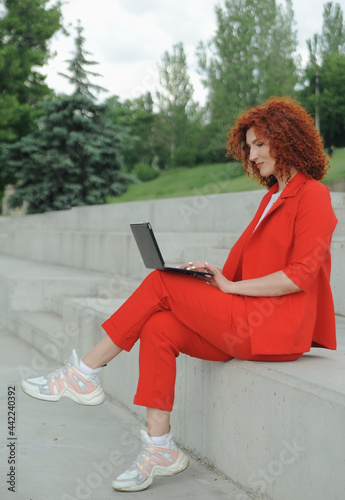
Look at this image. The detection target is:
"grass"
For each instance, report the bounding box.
[108,148,345,204]
[323,147,345,183]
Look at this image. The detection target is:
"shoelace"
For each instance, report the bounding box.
[134,449,146,467]
[47,361,70,379]
[132,446,153,468]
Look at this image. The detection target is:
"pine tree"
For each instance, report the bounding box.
[1,23,133,213]
[59,21,107,99]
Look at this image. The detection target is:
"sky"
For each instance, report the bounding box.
[43,0,330,103]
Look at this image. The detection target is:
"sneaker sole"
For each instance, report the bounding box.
[112,451,189,492]
[21,382,106,406]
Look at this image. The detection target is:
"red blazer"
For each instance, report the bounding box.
[222,172,338,355]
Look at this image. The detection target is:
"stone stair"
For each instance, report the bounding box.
[0,189,344,500]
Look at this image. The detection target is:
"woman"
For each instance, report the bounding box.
[21,98,338,492]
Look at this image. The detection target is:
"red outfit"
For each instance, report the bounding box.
[222,172,338,354]
[102,172,337,411]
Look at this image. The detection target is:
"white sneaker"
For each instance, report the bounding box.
[21,349,105,405]
[112,429,189,492]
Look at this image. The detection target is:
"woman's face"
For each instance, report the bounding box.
[246,127,276,178]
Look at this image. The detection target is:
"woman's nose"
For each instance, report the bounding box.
[249,147,258,162]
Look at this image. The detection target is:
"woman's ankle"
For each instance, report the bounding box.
[149,432,170,446]
[79,358,102,374]
[147,407,170,437]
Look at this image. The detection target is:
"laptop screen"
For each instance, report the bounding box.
[130,222,165,270]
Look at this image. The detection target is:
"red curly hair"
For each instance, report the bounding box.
[226,97,329,188]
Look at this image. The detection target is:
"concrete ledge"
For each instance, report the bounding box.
[6,291,345,500]
[2,328,255,500]
[1,189,344,500]
[0,229,238,276]
[0,190,344,315]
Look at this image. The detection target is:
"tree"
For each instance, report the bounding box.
[197,0,299,156]
[0,0,63,143]
[1,23,133,213]
[319,2,345,59]
[155,42,202,168]
[59,20,106,99]
[299,2,345,145]
[105,92,155,170]
[319,53,345,146]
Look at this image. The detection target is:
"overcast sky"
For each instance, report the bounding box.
[44,0,329,103]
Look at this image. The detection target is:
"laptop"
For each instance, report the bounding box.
[130,222,213,277]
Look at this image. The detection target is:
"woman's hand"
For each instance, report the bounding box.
[179,261,234,293]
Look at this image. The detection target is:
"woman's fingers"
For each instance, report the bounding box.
[179,261,216,278]
[186,261,209,271]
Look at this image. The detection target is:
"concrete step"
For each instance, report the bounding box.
[0,255,108,311]
[1,235,344,321]
[4,233,344,314]
[175,322,345,500]
[6,296,128,370]
[330,235,345,316]
[0,254,140,317]
[0,189,343,276]
[0,228,240,271]
[0,190,266,232]
[330,191,345,207]
[59,296,127,357]
[7,310,66,373]
[333,204,345,236]
[7,292,345,500]
[0,189,343,232]
[51,276,140,317]
[1,187,344,500]
[1,328,255,500]
[1,228,343,314]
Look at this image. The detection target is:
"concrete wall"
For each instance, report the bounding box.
[1,188,345,500]
[0,189,344,314]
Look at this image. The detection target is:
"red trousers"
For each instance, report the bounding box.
[102,270,301,411]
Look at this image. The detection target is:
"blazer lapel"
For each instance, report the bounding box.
[251,172,308,232]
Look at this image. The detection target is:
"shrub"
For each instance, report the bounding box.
[133,163,160,182]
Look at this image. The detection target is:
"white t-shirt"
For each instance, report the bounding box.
[254,190,283,231]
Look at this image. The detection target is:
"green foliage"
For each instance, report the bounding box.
[107,149,345,204]
[319,53,345,146]
[107,161,253,204]
[197,0,299,154]
[1,23,134,214]
[318,2,345,60]
[59,21,107,99]
[154,42,203,168]
[105,44,204,171]
[299,2,345,146]
[305,2,345,69]
[1,0,343,214]
[323,147,345,183]
[1,94,133,213]
[133,163,160,182]
[0,0,63,144]
[105,93,155,170]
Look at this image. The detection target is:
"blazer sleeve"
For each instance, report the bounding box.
[282,181,337,292]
